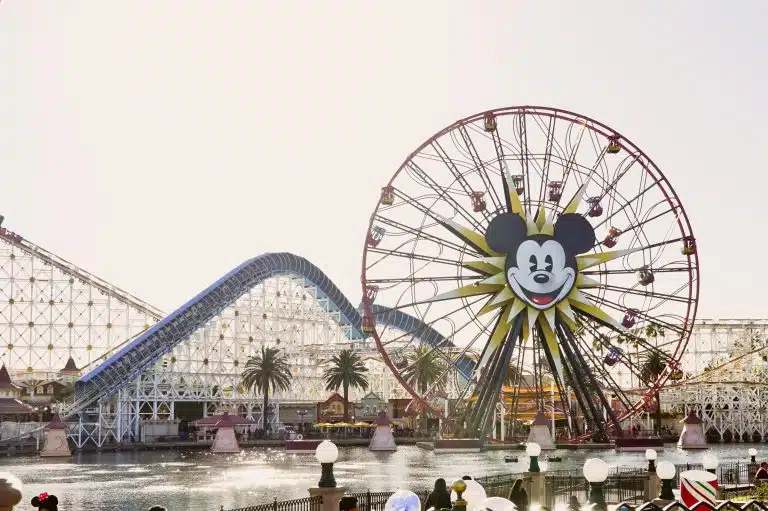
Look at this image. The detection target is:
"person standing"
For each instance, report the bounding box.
[508,479,529,511]
[425,478,452,510]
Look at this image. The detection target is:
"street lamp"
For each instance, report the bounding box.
[645,449,657,473]
[583,458,609,510]
[526,442,541,473]
[749,448,758,463]
[656,461,676,501]
[702,453,719,475]
[451,480,467,511]
[315,440,339,488]
[297,409,308,430]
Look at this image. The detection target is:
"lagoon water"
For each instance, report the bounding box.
[4,444,765,511]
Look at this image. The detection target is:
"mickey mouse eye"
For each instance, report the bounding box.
[529,255,537,273]
[545,255,553,272]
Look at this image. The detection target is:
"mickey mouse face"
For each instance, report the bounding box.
[485,212,595,310]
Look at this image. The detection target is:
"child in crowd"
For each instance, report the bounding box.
[31,492,58,511]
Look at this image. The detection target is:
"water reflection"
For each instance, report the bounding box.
[2,444,763,511]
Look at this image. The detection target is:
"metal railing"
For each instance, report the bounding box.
[346,490,430,511]
[544,469,647,508]
[219,464,767,511]
[224,496,322,511]
[673,462,759,488]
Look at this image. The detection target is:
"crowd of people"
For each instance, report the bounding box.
[338,475,542,511]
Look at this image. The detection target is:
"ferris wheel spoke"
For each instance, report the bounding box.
[558,321,622,434]
[468,315,523,435]
[580,317,678,366]
[569,331,634,410]
[370,215,469,256]
[394,189,491,254]
[488,129,514,213]
[595,282,692,305]
[366,247,493,276]
[429,139,494,223]
[556,329,609,439]
[367,275,483,285]
[616,202,678,239]
[535,325,578,433]
[456,124,505,213]
[377,294,493,347]
[553,122,589,208]
[403,161,485,230]
[582,266,692,276]
[591,180,658,233]
[515,113,536,217]
[575,293,685,335]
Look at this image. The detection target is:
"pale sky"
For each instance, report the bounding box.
[1,1,766,319]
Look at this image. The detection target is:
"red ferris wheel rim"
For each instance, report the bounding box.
[360,105,699,428]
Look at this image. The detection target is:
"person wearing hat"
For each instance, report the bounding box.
[31,492,58,511]
[149,507,168,511]
[340,496,359,511]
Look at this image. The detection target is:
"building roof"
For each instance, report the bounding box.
[46,413,69,430]
[0,365,21,391]
[375,410,391,425]
[191,412,255,427]
[532,411,549,426]
[61,356,80,373]
[682,410,703,424]
[0,398,35,415]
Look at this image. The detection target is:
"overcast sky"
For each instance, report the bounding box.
[1,1,766,319]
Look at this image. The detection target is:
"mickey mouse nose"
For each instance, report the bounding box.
[534,274,550,284]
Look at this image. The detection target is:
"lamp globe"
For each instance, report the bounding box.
[315,440,339,464]
[526,442,541,457]
[656,460,676,480]
[749,448,758,457]
[702,453,719,471]
[645,449,657,461]
[583,458,609,483]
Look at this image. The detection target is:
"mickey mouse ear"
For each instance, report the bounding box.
[485,213,527,253]
[553,214,595,254]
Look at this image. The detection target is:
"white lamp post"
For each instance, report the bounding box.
[539,460,549,473]
[749,448,758,463]
[315,440,339,488]
[702,453,719,475]
[645,449,657,472]
[583,458,609,509]
[656,460,676,500]
[526,442,541,473]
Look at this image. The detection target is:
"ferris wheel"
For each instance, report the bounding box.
[360,106,699,440]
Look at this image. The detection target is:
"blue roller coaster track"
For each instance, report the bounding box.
[69,252,473,418]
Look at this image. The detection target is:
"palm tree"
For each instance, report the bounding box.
[241,346,292,431]
[640,350,666,435]
[322,349,369,422]
[401,346,445,431]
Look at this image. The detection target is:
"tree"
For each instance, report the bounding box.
[322,349,369,422]
[241,346,292,431]
[640,350,666,435]
[402,346,445,431]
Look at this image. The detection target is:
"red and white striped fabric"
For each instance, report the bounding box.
[680,470,718,506]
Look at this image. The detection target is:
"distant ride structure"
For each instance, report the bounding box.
[360,106,699,440]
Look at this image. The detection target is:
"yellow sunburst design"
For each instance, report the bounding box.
[425,179,641,386]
